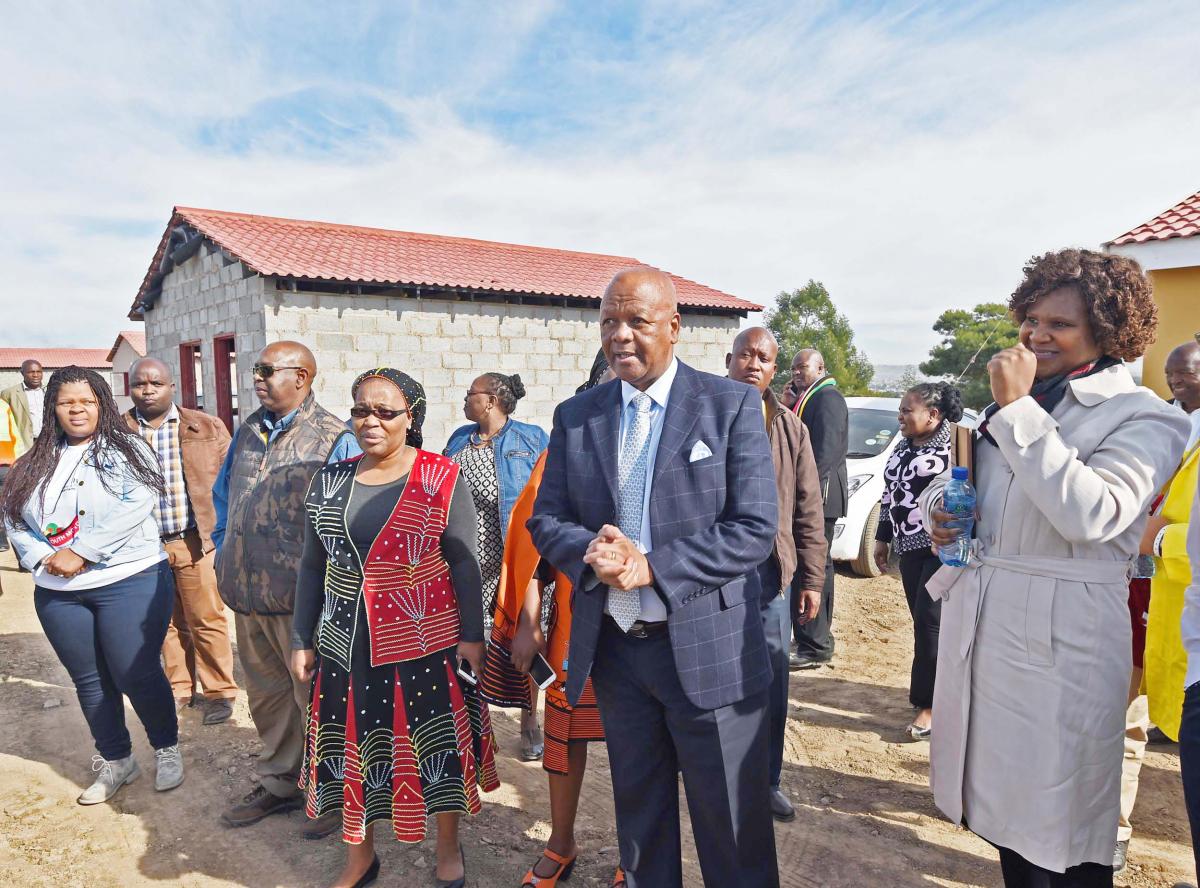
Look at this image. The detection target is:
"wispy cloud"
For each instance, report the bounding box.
[1,0,1197,366]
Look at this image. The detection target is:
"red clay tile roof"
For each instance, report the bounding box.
[132,207,759,316]
[1108,190,1200,245]
[0,349,112,370]
[106,330,147,363]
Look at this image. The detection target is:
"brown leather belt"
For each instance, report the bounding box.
[160,528,195,544]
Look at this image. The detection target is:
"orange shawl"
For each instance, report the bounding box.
[483,452,574,709]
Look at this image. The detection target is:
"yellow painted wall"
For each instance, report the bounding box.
[1144,266,1200,398]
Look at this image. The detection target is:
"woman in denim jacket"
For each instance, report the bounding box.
[1,367,182,805]
[445,371,548,758]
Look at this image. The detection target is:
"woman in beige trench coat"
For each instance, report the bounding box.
[921,249,1190,887]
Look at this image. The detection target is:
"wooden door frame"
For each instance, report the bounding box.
[212,334,236,433]
[178,341,201,410]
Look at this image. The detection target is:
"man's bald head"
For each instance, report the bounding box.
[732,327,779,359]
[254,340,317,415]
[1168,341,1200,364]
[605,266,679,310]
[130,356,172,383]
[599,266,681,391]
[1166,340,1200,413]
[726,327,779,393]
[260,340,317,376]
[790,348,826,392]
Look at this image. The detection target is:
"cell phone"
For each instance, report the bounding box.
[456,659,477,686]
[529,652,557,691]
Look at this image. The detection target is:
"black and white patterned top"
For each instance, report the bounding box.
[451,440,503,633]
[875,422,952,555]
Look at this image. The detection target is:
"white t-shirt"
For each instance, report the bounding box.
[24,386,43,436]
[32,443,163,591]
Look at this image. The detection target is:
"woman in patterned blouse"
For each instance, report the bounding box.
[873,382,963,740]
[444,372,548,760]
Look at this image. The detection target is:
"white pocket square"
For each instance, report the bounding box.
[689,440,713,462]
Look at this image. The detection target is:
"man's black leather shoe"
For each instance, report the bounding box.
[789,652,830,671]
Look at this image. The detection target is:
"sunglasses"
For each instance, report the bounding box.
[349,405,410,421]
[253,364,303,379]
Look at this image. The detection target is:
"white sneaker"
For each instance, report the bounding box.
[154,744,184,791]
[78,755,139,805]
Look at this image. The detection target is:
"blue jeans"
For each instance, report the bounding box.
[35,561,178,760]
[758,558,790,789]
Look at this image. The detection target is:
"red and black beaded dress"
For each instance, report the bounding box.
[297,451,499,844]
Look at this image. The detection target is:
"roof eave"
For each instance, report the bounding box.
[271,274,761,315]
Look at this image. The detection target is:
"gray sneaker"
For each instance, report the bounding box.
[154,744,184,791]
[78,755,140,805]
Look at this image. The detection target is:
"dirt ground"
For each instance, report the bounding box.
[1,551,1194,887]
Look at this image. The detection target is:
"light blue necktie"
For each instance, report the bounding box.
[608,392,653,631]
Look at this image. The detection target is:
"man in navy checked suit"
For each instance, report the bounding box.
[529,267,780,887]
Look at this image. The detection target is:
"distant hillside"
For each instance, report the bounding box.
[871,364,929,393]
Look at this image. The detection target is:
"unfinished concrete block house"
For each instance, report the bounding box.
[128,207,761,447]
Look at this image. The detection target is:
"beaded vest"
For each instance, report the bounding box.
[304,450,462,670]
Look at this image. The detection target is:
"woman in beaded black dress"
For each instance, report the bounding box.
[291,368,499,888]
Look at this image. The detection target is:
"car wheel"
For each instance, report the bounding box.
[851,503,882,578]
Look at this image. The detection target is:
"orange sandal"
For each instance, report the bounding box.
[521,848,577,886]
[611,866,627,887]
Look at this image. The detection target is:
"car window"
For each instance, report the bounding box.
[847,408,899,458]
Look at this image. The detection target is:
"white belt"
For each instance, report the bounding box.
[927,548,1133,657]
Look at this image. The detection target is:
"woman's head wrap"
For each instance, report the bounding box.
[351,367,426,448]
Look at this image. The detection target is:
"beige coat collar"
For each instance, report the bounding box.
[1067,362,1136,407]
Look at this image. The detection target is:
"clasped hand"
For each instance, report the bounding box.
[42,549,89,578]
[583,524,652,591]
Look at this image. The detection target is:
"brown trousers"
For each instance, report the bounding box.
[163,532,237,700]
[235,611,309,799]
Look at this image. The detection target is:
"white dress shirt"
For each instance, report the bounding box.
[25,386,43,436]
[603,357,678,624]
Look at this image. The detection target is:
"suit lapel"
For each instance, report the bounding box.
[652,362,701,493]
[586,381,623,503]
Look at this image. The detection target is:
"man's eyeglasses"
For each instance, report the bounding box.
[252,364,303,379]
[349,405,410,421]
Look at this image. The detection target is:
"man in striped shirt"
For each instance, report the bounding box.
[127,357,238,725]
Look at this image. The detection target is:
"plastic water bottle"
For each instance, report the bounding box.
[938,467,976,567]
[1132,554,1156,579]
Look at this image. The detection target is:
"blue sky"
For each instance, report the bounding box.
[1,0,1198,365]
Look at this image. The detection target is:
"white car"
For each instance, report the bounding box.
[830,397,978,577]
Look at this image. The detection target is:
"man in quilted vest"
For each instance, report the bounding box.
[211,341,359,835]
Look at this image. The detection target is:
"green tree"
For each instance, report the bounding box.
[765,280,874,395]
[919,302,1020,409]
